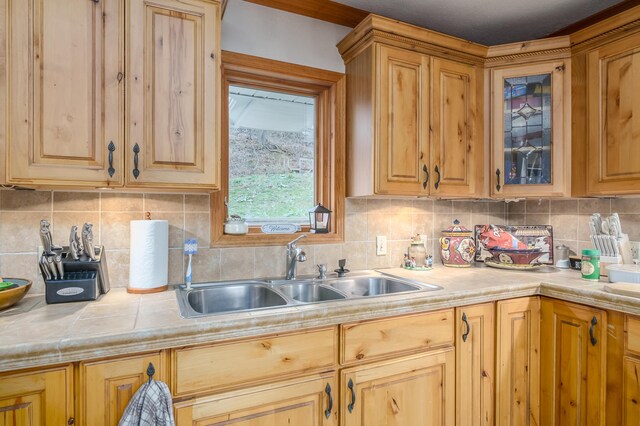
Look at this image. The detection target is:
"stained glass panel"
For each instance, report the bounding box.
[503,73,552,185]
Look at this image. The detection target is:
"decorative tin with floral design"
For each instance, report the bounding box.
[439,219,476,268]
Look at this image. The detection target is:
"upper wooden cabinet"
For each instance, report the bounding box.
[0,364,74,426]
[540,299,606,426]
[2,0,220,190]
[584,31,640,195]
[338,15,485,198]
[5,0,123,188]
[126,0,220,190]
[487,38,572,198]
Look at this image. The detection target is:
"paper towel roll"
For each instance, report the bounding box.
[128,220,169,294]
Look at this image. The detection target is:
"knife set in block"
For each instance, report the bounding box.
[589,213,634,276]
[38,220,110,304]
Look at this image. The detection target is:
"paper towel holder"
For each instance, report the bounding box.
[127,219,169,294]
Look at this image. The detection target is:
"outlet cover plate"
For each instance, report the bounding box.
[376,236,387,256]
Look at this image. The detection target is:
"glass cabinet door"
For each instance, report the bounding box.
[491,62,568,197]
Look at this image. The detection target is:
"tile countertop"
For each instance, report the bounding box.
[2,264,640,372]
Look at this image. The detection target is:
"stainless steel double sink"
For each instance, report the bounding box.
[176,274,441,318]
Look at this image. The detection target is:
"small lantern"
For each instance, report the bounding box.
[308,203,331,234]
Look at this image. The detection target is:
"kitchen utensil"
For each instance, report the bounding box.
[69,225,80,260]
[39,219,54,254]
[184,239,197,290]
[601,220,611,236]
[46,255,58,280]
[39,255,51,280]
[591,214,603,235]
[440,220,476,267]
[81,223,97,261]
[54,253,64,278]
[610,213,623,238]
[0,278,32,310]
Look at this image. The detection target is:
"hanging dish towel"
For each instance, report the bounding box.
[118,379,175,426]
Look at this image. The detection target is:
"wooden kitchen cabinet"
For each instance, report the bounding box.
[338,15,484,198]
[5,0,124,188]
[455,303,495,426]
[540,299,606,426]
[623,356,640,425]
[78,351,167,426]
[126,0,221,190]
[490,60,571,198]
[585,31,640,195]
[0,364,74,425]
[431,57,482,197]
[174,372,337,425]
[495,296,540,426]
[340,349,455,426]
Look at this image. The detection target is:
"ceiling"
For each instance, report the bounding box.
[333,0,626,45]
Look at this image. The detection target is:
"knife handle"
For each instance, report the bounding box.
[46,255,58,280]
[54,254,64,279]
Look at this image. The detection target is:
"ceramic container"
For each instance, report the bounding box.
[487,248,545,265]
[439,220,476,268]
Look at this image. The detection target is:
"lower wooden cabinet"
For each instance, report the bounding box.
[0,364,74,425]
[540,299,606,426]
[173,372,337,425]
[496,297,540,426]
[78,351,167,426]
[340,348,455,426]
[623,356,640,425]
[456,303,494,426]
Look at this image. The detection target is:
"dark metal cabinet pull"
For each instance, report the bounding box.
[347,378,356,413]
[422,164,429,190]
[324,383,333,419]
[590,316,598,346]
[462,312,471,342]
[67,418,75,425]
[434,165,441,190]
[496,169,501,192]
[133,143,140,179]
[107,141,116,177]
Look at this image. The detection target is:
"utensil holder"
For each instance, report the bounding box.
[41,245,110,304]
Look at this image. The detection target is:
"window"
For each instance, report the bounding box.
[211,52,345,246]
[228,85,316,225]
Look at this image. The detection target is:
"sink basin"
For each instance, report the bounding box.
[327,277,426,297]
[178,282,287,317]
[277,282,346,303]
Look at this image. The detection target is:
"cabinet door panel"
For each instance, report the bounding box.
[341,349,454,426]
[7,0,122,186]
[496,297,540,426]
[431,58,479,197]
[587,32,640,194]
[376,45,429,195]
[127,0,219,189]
[624,356,640,425]
[540,300,606,426]
[456,303,494,426]
[79,352,166,426]
[0,365,73,426]
[174,372,337,425]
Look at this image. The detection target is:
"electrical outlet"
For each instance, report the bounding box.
[376,236,387,256]
[631,241,640,260]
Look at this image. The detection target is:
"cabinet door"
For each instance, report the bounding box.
[341,349,455,426]
[6,0,123,187]
[174,372,337,425]
[376,45,429,195]
[540,300,606,426]
[456,303,494,426]
[496,297,540,426]
[624,356,640,425]
[491,61,569,197]
[431,58,481,197]
[126,0,220,190]
[587,32,640,195]
[79,352,166,426]
[0,365,74,426]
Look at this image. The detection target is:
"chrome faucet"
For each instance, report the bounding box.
[286,235,307,280]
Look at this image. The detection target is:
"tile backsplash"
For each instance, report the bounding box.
[0,190,638,293]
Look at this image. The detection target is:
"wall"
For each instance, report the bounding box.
[221,0,351,73]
